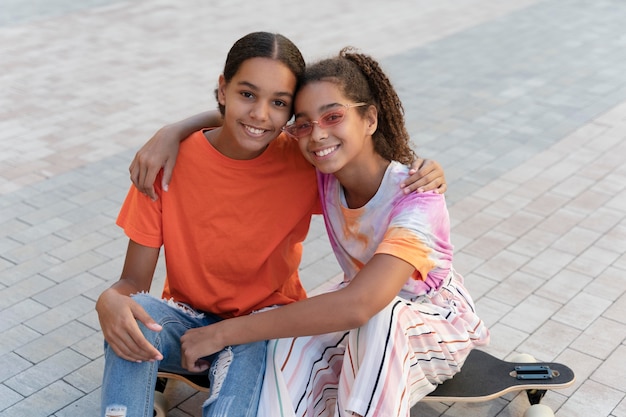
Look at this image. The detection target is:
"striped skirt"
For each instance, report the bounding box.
[257,271,490,417]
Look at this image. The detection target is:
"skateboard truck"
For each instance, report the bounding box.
[510,364,557,406]
[511,365,557,380]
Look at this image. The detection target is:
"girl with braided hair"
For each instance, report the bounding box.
[178,47,489,417]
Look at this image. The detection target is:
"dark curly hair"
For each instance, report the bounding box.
[301,47,416,165]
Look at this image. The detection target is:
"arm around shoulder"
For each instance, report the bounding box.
[129,110,224,200]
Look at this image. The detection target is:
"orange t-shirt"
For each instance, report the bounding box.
[117,130,320,318]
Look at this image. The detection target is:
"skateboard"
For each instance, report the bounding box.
[153,371,210,417]
[153,349,575,417]
[421,349,575,416]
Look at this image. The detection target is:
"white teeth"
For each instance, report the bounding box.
[314,146,337,157]
[245,125,265,135]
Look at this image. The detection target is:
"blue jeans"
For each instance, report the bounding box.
[101,293,266,417]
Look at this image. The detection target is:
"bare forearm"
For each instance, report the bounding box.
[214,290,370,348]
[166,110,223,141]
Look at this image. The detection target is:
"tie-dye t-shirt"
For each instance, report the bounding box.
[317,161,453,296]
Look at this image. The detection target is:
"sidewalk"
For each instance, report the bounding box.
[1,0,625,416]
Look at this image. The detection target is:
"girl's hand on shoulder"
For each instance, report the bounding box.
[181,325,225,373]
[129,125,182,201]
[401,158,447,194]
[96,289,163,363]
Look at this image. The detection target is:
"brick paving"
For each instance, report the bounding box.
[1,0,625,416]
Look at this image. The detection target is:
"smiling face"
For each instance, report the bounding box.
[211,57,297,160]
[293,80,378,174]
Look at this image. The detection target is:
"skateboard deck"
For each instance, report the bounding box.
[157,371,211,393]
[422,349,575,403]
[154,349,575,416]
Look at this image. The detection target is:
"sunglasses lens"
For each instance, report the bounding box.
[320,109,346,128]
[285,106,350,138]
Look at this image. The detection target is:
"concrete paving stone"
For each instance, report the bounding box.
[517,319,581,361]
[0,251,62,286]
[553,291,612,331]
[557,379,624,417]
[63,355,103,394]
[0,380,83,417]
[536,269,593,305]
[92,236,127,261]
[0,384,23,412]
[462,273,497,302]
[479,322,527,359]
[473,250,532,283]
[15,320,96,364]
[5,347,89,397]
[54,389,101,417]
[585,266,626,303]
[299,254,342,292]
[568,188,615,217]
[578,207,624,235]
[23,295,94,334]
[613,397,626,417]
[520,247,576,280]
[485,271,545,307]
[590,344,626,390]
[521,192,569,219]
[461,230,517,260]
[46,231,114,262]
[9,217,73,244]
[52,214,117,243]
[449,251,484,278]
[500,293,564,334]
[16,199,79,226]
[32,273,102,307]
[0,274,56,311]
[300,234,335,270]
[85,257,124,284]
[555,348,602,396]
[481,193,532,220]
[451,211,503,241]
[551,226,602,256]
[70,331,105,361]
[4,233,69,265]
[0,352,33,383]
[39,250,110,283]
[75,308,102,333]
[570,317,626,361]
[0,325,41,357]
[410,401,447,417]
[567,245,621,279]
[0,298,48,333]
[595,222,626,253]
[493,210,545,238]
[0,218,29,240]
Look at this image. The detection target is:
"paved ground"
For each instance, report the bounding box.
[1,0,625,416]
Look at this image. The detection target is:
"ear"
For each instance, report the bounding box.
[217,74,227,106]
[365,105,378,135]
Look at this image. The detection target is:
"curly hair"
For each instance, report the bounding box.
[301,47,416,165]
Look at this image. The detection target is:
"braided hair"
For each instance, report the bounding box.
[302,47,416,165]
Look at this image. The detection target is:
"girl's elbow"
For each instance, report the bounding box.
[345,306,374,328]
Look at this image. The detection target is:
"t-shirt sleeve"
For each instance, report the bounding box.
[375,192,453,290]
[116,184,163,248]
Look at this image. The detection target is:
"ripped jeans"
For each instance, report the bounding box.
[101,293,266,417]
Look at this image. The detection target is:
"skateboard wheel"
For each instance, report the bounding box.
[511,353,536,363]
[523,403,554,417]
[154,390,169,417]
